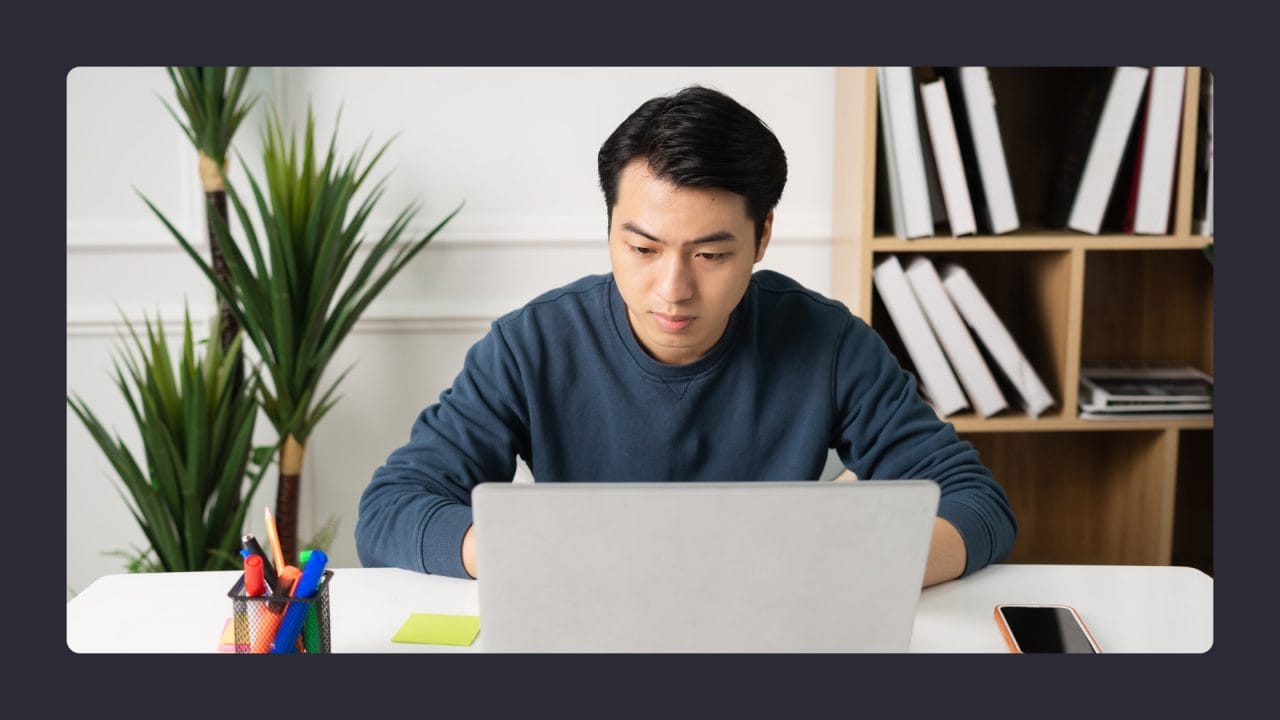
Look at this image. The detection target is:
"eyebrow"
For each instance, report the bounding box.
[621,222,736,246]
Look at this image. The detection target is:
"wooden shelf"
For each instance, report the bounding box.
[870,233,1214,252]
[948,413,1214,434]
[832,67,1214,571]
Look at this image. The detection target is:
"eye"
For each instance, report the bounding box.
[697,252,730,262]
[630,245,656,256]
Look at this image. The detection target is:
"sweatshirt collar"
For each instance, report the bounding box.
[606,274,748,380]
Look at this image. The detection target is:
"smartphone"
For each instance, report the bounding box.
[994,604,1101,653]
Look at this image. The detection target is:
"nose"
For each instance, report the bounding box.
[656,253,695,305]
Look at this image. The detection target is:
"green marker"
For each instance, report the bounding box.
[298,549,320,653]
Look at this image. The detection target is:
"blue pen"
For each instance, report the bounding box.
[269,550,329,654]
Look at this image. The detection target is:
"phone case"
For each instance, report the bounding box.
[994,604,1101,653]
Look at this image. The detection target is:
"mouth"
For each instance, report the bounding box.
[652,312,694,333]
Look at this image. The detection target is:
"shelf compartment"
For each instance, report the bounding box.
[969,430,1177,565]
[982,67,1103,229]
[870,250,1072,420]
[868,66,1205,240]
[1081,249,1214,376]
[1171,429,1212,575]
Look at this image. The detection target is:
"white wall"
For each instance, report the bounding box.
[66,67,837,596]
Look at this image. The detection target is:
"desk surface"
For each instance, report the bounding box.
[66,563,1212,653]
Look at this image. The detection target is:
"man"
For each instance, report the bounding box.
[355,85,1016,586]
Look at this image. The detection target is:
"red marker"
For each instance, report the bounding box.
[242,554,267,653]
[244,555,266,597]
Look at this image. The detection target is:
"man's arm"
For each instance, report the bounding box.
[461,524,477,578]
[833,316,1017,580]
[355,322,529,578]
[923,517,966,586]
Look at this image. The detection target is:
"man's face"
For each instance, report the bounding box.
[608,158,771,366]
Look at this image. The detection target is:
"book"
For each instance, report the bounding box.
[872,255,968,417]
[904,257,1006,417]
[1067,67,1151,234]
[913,68,950,234]
[1194,72,1214,236]
[940,68,990,233]
[1078,408,1212,420]
[877,67,935,238]
[1079,365,1212,415]
[941,67,1019,235]
[1119,89,1149,234]
[939,263,1054,418]
[919,78,978,236]
[1104,93,1146,234]
[1130,67,1188,234]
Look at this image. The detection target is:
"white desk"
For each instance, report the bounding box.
[66,563,1212,653]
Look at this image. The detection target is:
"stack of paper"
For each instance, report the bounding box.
[1079,366,1212,418]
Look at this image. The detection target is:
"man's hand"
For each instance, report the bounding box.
[923,517,966,587]
[462,524,477,578]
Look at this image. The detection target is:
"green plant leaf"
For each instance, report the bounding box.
[68,309,266,572]
[164,66,257,165]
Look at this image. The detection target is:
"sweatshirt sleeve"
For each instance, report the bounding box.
[355,320,529,578]
[832,316,1017,575]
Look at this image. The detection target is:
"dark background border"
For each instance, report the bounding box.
[36,0,1265,714]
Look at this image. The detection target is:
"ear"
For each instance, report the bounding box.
[754,210,774,263]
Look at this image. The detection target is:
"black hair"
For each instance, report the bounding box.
[597,85,787,247]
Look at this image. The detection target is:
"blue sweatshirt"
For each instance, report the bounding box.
[356,270,1016,579]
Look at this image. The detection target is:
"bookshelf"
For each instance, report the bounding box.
[831,67,1213,570]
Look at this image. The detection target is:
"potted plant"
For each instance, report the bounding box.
[145,106,463,561]
[67,311,272,571]
[161,66,257,362]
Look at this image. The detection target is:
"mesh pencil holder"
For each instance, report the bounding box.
[227,570,334,654]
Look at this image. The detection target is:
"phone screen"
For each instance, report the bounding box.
[999,606,1097,653]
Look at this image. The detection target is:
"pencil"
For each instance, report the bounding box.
[264,506,286,574]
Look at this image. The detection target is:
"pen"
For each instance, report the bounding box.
[270,550,329,654]
[264,507,286,574]
[242,534,279,593]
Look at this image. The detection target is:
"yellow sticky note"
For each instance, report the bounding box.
[391,613,481,646]
[217,617,236,652]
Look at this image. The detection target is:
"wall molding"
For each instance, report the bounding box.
[66,220,206,253]
[66,301,502,337]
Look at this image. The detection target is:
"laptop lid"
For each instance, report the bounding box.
[472,480,940,652]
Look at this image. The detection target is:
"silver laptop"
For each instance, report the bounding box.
[472,480,939,652]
